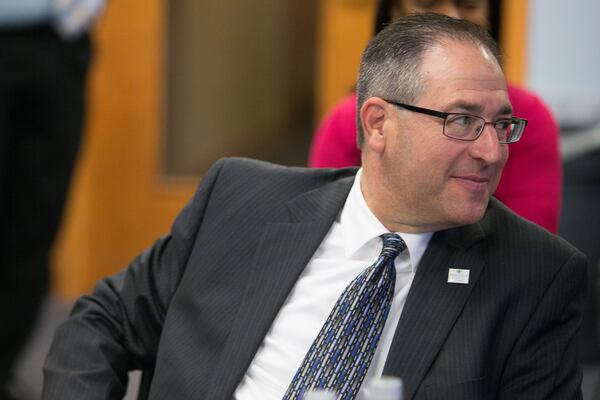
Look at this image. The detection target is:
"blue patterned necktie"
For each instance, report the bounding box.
[284,233,407,400]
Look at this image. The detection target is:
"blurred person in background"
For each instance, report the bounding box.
[0,0,104,398]
[309,0,562,234]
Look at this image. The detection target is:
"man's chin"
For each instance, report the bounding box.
[450,201,488,227]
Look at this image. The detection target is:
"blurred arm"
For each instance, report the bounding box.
[0,0,52,26]
[52,0,106,39]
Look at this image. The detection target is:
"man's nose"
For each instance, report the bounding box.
[468,124,507,164]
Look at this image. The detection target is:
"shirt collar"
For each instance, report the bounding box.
[340,169,433,272]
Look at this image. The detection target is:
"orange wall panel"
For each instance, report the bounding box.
[52,0,196,298]
[316,0,375,119]
[501,0,528,85]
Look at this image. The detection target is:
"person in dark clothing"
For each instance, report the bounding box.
[0,1,104,398]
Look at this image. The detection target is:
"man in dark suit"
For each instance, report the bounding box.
[43,13,587,400]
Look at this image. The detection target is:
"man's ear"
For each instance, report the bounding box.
[360,97,389,154]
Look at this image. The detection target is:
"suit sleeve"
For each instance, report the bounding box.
[499,250,587,400]
[42,159,228,400]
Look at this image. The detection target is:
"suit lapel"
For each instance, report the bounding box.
[208,174,356,399]
[383,223,486,400]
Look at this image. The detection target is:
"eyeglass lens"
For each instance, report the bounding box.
[444,114,521,143]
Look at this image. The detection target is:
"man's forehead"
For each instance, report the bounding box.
[444,97,513,115]
[416,41,508,109]
[421,39,501,72]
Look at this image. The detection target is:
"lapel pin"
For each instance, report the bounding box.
[448,268,470,284]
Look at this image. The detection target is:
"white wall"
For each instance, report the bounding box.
[527,0,600,127]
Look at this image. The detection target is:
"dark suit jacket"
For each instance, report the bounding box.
[43,157,587,400]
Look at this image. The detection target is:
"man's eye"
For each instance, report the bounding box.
[495,120,511,130]
[448,115,473,126]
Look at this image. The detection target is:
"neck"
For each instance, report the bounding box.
[359,166,454,234]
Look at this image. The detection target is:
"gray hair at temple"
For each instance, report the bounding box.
[356,12,502,148]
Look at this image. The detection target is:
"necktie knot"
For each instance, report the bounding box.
[379,233,406,261]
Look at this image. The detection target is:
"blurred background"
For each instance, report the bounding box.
[4,0,600,399]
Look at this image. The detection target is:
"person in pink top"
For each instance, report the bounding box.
[309,0,561,233]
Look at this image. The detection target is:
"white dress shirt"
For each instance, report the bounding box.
[235,169,433,399]
[0,0,105,40]
[0,0,52,26]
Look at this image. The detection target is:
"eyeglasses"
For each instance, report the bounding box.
[382,99,527,144]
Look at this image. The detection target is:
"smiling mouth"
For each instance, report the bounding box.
[456,175,489,183]
[452,175,490,190]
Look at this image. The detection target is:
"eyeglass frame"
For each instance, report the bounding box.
[381,99,527,144]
